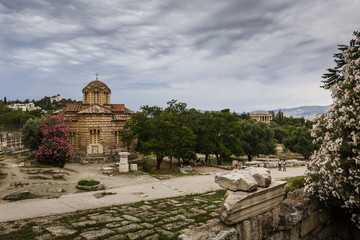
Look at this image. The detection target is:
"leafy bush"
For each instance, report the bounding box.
[142,158,152,172]
[36,113,71,168]
[305,31,360,228]
[283,176,305,198]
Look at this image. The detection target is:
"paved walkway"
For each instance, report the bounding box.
[0,166,305,223]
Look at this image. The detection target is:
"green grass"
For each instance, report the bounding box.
[21,162,53,168]
[0,222,36,240]
[0,189,226,240]
[77,179,100,186]
[282,175,305,199]
[3,193,40,201]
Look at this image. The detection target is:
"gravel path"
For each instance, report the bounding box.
[0,164,306,223]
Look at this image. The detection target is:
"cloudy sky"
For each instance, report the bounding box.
[1,0,359,112]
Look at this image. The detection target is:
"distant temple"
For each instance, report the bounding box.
[250,113,273,123]
[64,75,134,163]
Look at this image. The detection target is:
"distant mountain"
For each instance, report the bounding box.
[250,105,330,120]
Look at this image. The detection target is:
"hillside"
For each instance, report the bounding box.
[250,105,330,120]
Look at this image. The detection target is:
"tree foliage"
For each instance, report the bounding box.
[273,126,288,143]
[305,31,360,228]
[0,102,43,130]
[21,117,45,151]
[36,113,71,168]
[283,127,317,159]
[239,120,276,161]
[121,101,197,170]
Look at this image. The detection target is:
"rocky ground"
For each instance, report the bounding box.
[0,189,226,240]
[0,156,165,202]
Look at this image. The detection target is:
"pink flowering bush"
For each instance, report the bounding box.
[305,32,360,228]
[36,113,71,168]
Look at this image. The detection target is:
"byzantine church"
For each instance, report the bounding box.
[65,75,134,163]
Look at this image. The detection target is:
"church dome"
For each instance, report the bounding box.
[83,80,111,93]
[82,74,111,105]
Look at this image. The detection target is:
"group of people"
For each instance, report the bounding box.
[278,159,286,171]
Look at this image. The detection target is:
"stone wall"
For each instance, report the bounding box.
[179,193,337,240]
[66,113,130,163]
[0,132,24,153]
[179,168,360,240]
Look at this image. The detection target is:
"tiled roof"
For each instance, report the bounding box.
[110,104,125,112]
[65,104,83,112]
[65,103,126,113]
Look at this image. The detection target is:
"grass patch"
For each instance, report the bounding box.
[3,193,40,201]
[282,175,305,199]
[0,189,227,239]
[0,222,36,240]
[77,179,100,186]
[21,162,53,168]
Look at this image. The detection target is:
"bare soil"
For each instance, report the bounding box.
[0,156,221,203]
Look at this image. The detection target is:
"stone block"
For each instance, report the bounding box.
[246,167,272,187]
[119,164,129,173]
[300,211,318,237]
[130,164,138,171]
[220,181,286,225]
[266,232,283,240]
[215,169,258,191]
[178,219,239,240]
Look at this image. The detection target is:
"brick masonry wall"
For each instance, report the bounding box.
[66,112,131,159]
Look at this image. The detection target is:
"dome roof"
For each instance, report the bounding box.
[82,79,111,93]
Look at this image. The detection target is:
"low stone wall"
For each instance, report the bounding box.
[179,168,359,240]
[179,194,332,240]
[70,155,118,164]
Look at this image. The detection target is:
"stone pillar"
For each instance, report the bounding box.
[119,152,131,172]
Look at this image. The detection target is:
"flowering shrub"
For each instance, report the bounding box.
[36,113,71,168]
[305,32,360,228]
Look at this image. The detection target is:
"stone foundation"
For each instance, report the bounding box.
[70,154,118,164]
[179,168,360,240]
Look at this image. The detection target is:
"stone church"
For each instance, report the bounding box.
[64,76,134,163]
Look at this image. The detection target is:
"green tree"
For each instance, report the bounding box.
[21,117,44,151]
[164,100,196,166]
[195,111,218,164]
[239,120,276,161]
[273,126,288,143]
[283,127,317,159]
[121,105,168,170]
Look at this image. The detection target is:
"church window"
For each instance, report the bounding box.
[114,130,121,145]
[70,131,76,145]
[90,129,101,144]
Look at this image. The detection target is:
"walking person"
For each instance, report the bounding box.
[278,159,282,171]
[282,159,286,171]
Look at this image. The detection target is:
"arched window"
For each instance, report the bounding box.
[70,131,76,145]
[114,130,121,145]
[90,129,101,144]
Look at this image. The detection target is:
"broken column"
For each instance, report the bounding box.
[215,167,285,225]
[179,167,286,240]
[118,152,131,173]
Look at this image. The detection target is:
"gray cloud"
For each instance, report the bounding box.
[0,0,359,111]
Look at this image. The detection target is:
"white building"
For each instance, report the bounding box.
[8,103,41,112]
[50,94,63,103]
